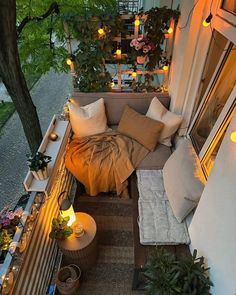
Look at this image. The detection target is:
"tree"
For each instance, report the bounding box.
[0,0,118,152]
[0,0,42,153]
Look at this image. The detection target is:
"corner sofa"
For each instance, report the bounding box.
[71,91,179,287]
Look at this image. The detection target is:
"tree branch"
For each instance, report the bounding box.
[17,2,60,37]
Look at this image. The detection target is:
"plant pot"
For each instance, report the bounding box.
[136,55,147,64]
[32,166,48,181]
[56,264,81,295]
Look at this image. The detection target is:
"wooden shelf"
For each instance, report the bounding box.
[23,115,71,197]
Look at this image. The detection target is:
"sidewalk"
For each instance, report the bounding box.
[0,70,72,210]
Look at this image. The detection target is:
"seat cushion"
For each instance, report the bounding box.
[137,144,171,170]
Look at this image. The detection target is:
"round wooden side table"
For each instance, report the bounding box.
[57,212,97,271]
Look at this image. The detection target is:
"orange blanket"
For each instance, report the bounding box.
[65,131,148,198]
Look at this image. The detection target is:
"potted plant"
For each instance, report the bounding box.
[144,248,213,295]
[49,216,73,240]
[27,152,52,180]
[130,35,156,65]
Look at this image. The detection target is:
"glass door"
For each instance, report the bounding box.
[189,44,236,177]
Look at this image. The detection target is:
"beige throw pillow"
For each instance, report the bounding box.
[163,139,206,223]
[146,97,183,146]
[68,98,108,137]
[117,105,164,151]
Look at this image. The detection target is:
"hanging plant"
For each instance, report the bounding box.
[129,6,180,71]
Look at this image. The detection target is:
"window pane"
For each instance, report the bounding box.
[221,0,236,15]
[190,46,236,152]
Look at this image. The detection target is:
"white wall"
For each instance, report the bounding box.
[189,113,236,294]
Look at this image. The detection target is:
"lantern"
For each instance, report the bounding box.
[58,192,76,226]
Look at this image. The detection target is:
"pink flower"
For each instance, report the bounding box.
[135,42,145,51]
[1,219,10,227]
[130,39,138,47]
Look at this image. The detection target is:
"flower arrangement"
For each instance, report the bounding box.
[0,206,23,260]
[130,35,156,56]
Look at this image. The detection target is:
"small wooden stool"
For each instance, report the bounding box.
[57,212,97,271]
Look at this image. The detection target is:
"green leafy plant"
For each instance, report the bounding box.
[144,248,213,295]
[27,151,52,172]
[49,216,73,240]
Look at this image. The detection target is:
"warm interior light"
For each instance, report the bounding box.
[163,65,169,71]
[98,28,105,36]
[167,27,173,34]
[203,13,213,27]
[66,58,72,66]
[116,49,121,55]
[60,199,76,226]
[230,131,236,143]
[132,71,137,78]
[134,19,140,26]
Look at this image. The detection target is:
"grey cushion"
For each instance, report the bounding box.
[137,144,171,170]
[72,92,170,125]
[163,139,206,223]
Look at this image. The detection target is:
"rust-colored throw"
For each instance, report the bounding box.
[65,131,149,198]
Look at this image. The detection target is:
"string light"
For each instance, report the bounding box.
[167,27,173,34]
[230,131,236,143]
[98,27,105,36]
[116,49,121,55]
[134,18,140,26]
[66,58,72,66]
[132,66,137,78]
[203,13,213,27]
[163,64,169,71]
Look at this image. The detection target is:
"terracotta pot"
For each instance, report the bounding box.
[32,166,48,181]
[136,55,147,64]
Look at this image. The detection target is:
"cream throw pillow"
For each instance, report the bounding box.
[163,139,206,223]
[146,97,183,146]
[68,98,108,137]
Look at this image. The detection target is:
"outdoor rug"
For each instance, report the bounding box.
[74,193,145,295]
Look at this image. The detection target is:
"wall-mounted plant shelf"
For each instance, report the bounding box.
[23,115,71,197]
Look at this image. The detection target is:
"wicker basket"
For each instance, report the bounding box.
[56,264,81,295]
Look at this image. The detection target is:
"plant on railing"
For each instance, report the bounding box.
[0,207,23,261]
[144,248,213,295]
[49,216,73,240]
[27,152,52,180]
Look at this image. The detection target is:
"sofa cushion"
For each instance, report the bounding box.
[71,92,171,125]
[68,98,108,137]
[163,139,206,223]
[137,144,171,170]
[146,97,183,147]
[117,105,164,151]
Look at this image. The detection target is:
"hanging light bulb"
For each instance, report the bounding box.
[66,58,72,66]
[167,27,173,34]
[98,27,105,36]
[134,18,140,26]
[163,65,169,71]
[132,66,137,78]
[116,48,121,55]
[203,13,213,27]
[230,131,236,143]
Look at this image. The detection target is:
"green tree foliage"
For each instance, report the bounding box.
[16,0,118,83]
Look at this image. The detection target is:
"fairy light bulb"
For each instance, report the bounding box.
[98,28,105,36]
[134,19,140,26]
[230,131,236,143]
[167,27,173,34]
[66,58,72,66]
[163,65,169,71]
[116,49,121,55]
[203,13,213,27]
[132,71,137,78]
